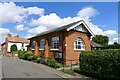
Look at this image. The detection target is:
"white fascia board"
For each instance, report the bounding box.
[67,20,95,36]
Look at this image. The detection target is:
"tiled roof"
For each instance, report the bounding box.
[1,42,6,45]
[7,36,29,43]
[90,41,102,48]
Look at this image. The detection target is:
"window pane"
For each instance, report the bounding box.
[74,38,85,50]
[40,39,45,49]
[32,41,36,49]
[51,37,59,49]
[78,45,81,49]
[78,42,80,44]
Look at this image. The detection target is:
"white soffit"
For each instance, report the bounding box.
[67,20,95,36]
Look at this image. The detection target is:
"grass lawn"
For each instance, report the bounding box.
[61,68,86,77]
[61,68,96,80]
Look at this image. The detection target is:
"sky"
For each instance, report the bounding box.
[0,2,119,44]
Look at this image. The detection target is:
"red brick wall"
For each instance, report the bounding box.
[65,31,91,65]
[29,30,91,65]
[30,31,65,59]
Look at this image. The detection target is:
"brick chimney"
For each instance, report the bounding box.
[7,34,12,37]
[15,35,19,38]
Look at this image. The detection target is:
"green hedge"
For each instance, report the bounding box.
[102,44,120,49]
[80,49,120,80]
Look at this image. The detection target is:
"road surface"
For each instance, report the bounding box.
[2,57,62,78]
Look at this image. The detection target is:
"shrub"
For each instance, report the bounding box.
[47,58,56,67]
[36,57,41,63]
[46,58,61,68]
[40,50,44,58]
[26,51,33,56]
[33,55,38,60]
[24,51,33,60]
[28,56,34,61]
[80,49,120,80]
[10,44,18,52]
[18,51,33,60]
[18,51,26,59]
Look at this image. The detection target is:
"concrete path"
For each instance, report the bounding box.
[2,57,62,78]
[57,65,79,70]
[2,57,86,79]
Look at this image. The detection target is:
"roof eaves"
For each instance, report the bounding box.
[90,41,102,47]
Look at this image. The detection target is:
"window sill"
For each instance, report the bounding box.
[31,49,35,50]
[50,49,59,51]
[39,49,45,50]
[74,49,85,51]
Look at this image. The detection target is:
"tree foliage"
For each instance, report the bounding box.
[10,44,18,52]
[92,35,109,46]
[102,43,120,49]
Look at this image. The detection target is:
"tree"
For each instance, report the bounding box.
[10,44,18,52]
[92,35,109,46]
[114,42,118,45]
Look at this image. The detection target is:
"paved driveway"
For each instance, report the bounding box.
[2,57,62,78]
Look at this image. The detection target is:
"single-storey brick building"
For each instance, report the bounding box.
[28,20,94,65]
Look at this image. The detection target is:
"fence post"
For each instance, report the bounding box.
[62,60,64,71]
[71,60,72,70]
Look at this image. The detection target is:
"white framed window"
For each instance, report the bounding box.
[40,39,45,50]
[32,41,36,49]
[51,37,59,50]
[74,38,85,50]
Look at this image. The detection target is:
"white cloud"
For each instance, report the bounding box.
[0,28,11,43]
[103,30,117,37]
[28,13,81,33]
[109,37,119,44]
[0,2,44,23]
[24,34,34,38]
[84,20,103,35]
[86,21,118,37]
[28,26,48,34]
[77,7,98,20]
[0,3,117,45]
[0,28,10,35]
[28,7,118,38]
[0,2,27,23]
[15,24,28,31]
[29,13,61,27]
[27,7,44,16]
[29,13,77,27]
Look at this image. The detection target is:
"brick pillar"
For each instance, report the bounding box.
[44,39,49,60]
[34,41,39,56]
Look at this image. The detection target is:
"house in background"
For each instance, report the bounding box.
[90,41,102,50]
[28,20,94,65]
[1,34,29,57]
